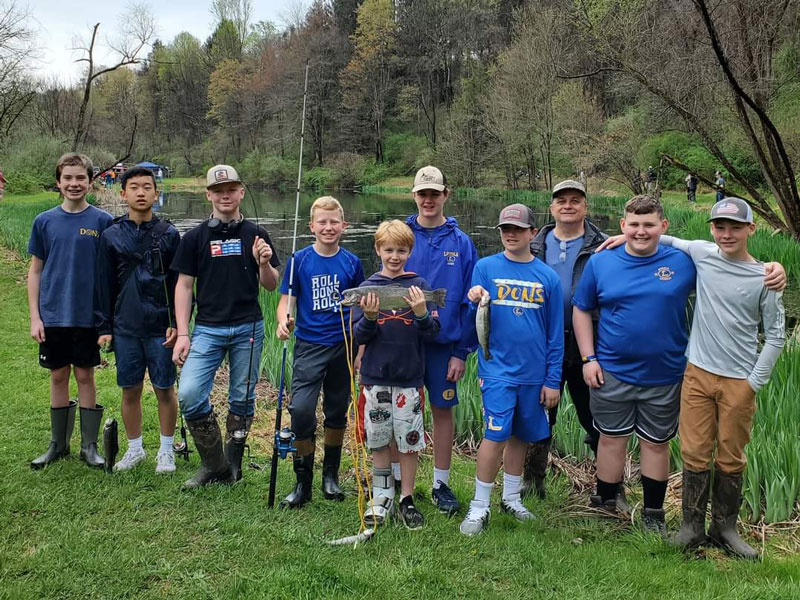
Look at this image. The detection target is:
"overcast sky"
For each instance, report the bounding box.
[30,0,303,83]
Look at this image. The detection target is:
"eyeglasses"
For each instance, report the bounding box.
[559,239,567,262]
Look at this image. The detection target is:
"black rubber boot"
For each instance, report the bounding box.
[183,412,234,489]
[31,400,76,469]
[281,440,315,509]
[520,438,550,499]
[322,427,345,501]
[79,404,105,468]
[671,469,710,550]
[224,412,253,482]
[707,471,758,559]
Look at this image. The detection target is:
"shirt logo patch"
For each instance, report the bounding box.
[493,278,545,309]
[654,266,675,281]
[444,251,458,266]
[79,228,99,237]
[209,239,242,257]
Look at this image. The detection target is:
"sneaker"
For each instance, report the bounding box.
[114,447,146,472]
[500,497,536,522]
[155,450,176,474]
[642,508,667,538]
[459,500,490,536]
[432,481,461,516]
[398,496,425,530]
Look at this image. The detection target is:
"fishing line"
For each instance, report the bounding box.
[267,60,310,508]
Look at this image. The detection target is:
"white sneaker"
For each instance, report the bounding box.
[155,450,176,474]
[459,500,490,536]
[114,447,146,472]
[500,496,536,522]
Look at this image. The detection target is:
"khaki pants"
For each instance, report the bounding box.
[679,363,757,474]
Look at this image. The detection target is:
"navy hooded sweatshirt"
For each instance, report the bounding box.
[354,272,441,387]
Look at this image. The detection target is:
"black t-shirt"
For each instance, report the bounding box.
[170,219,280,325]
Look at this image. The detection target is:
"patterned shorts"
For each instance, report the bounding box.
[357,385,426,453]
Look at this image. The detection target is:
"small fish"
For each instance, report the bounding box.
[103,418,118,474]
[476,294,492,360]
[340,285,447,311]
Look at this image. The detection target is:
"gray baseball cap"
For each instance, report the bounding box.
[496,203,535,228]
[552,179,586,198]
[708,197,753,224]
[206,164,242,188]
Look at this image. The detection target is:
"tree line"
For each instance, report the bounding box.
[1,0,800,236]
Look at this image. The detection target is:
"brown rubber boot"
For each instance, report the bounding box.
[183,412,234,488]
[224,412,253,482]
[322,427,345,501]
[707,471,758,559]
[31,400,77,469]
[670,469,710,549]
[520,438,550,499]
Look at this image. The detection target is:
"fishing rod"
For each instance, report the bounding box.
[267,60,309,508]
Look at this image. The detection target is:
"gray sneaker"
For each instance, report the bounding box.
[500,496,536,522]
[155,450,176,474]
[114,447,146,472]
[460,500,490,536]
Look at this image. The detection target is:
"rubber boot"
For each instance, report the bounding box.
[224,412,253,482]
[183,412,234,488]
[707,471,758,559]
[520,438,550,499]
[79,404,105,468]
[670,469,710,549]
[31,400,77,469]
[616,485,631,517]
[322,427,345,501]
[280,438,314,509]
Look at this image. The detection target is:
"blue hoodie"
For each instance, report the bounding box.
[404,215,478,360]
[354,272,441,388]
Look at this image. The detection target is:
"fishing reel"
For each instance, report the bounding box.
[274,426,297,459]
[172,417,192,461]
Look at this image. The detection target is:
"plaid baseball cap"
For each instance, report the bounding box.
[496,203,534,228]
[206,164,242,188]
[552,179,586,198]
[412,166,447,193]
[708,197,753,224]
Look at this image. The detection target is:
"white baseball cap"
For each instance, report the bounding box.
[412,166,447,193]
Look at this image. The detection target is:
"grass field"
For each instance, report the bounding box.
[2,192,799,598]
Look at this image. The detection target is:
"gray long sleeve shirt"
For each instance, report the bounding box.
[661,236,785,391]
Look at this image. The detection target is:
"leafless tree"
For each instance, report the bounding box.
[0,1,37,139]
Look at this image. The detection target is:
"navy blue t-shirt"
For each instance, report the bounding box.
[279,245,365,346]
[28,204,114,328]
[572,245,696,386]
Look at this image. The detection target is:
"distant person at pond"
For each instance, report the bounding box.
[28,153,114,470]
[521,180,607,502]
[663,198,785,559]
[170,165,279,488]
[685,173,698,203]
[104,171,113,189]
[275,196,365,509]
[402,165,478,516]
[460,204,563,536]
[714,171,725,202]
[156,168,163,183]
[0,169,6,199]
[94,166,181,474]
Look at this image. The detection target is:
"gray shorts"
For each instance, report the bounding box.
[589,368,681,444]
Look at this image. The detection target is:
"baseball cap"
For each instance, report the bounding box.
[412,166,446,193]
[708,197,753,224]
[206,164,242,188]
[496,203,535,229]
[551,179,586,198]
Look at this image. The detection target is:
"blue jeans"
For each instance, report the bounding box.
[178,321,264,420]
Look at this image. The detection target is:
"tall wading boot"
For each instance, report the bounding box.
[280,438,315,509]
[670,469,711,549]
[79,404,105,468]
[224,412,253,482]
[707,471,759,559]
[31,400,77,469]
[183,412,234,489]
[520,438,550,499]
[322,427,346,501]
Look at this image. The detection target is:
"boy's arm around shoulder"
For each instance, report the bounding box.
[747,289,786,392]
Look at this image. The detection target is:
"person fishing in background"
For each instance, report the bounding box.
[275,196,365,509]
[94,166,181,474]
[170,165,279,488]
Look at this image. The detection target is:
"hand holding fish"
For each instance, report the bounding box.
[468,285,488,303]
[404,286,428,317]
[360,292,380,320]
[540,386,561,409]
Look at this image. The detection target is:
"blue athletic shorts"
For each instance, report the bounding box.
[114,334,176,389]
[424,343,459,408]
[479,378,549,443]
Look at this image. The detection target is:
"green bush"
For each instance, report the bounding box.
[383,132,427,173]
[0,136,66,192]
[303,166,334,190]
[238,152,296,186]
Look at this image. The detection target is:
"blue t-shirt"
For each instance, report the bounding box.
[572,245,696,386]
[544,230,582,329]
[280,245,365,346]
[471,253,564,388]
[28,205,113,328]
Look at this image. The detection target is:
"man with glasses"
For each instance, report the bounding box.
[521,180,611,502]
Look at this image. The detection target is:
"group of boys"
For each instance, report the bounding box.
[28,155,786,556]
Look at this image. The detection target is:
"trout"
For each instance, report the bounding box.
[476,294,492,360]
[103,418,118,474]
[340,285,447,311]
